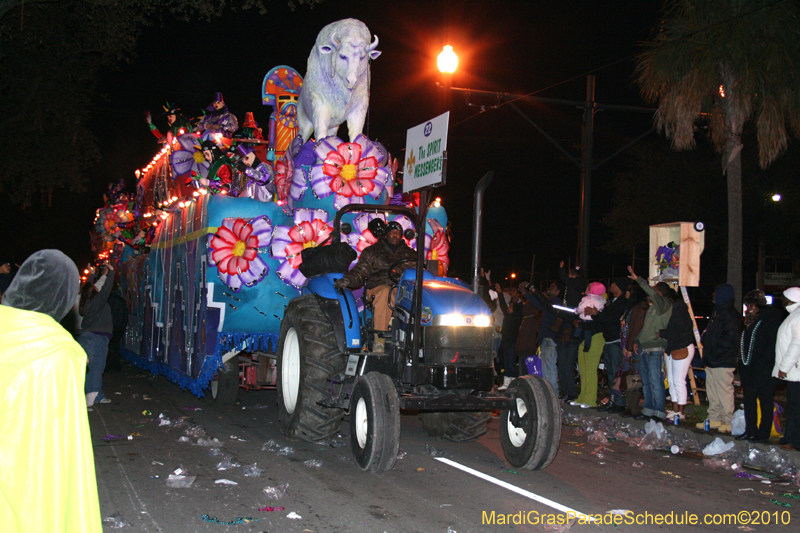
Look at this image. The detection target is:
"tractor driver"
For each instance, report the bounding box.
[333,220,416,353]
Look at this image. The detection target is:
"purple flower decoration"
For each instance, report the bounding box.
[269,208,333,289]
[309,134,389,210]
[208,216,273,292]
[170,133,209,179]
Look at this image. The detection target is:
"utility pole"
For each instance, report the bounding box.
[577,76,596,270]
[449,79,654,277]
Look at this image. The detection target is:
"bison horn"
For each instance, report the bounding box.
[368,35,379,51]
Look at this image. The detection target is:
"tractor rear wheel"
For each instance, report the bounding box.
[276,295,346,441]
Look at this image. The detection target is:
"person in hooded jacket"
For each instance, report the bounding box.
[629,266,673,422]
[774,287,800,451]
[698,283,742,433]
[737,290,784,443]
[0,250,102,532]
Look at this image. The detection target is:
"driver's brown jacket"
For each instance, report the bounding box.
[341,238,417,290]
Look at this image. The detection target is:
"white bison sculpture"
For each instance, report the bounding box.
[297,19,381,143]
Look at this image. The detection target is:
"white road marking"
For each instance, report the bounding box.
[434,457,596,522]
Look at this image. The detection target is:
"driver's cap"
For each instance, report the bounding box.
[386,221,403,233]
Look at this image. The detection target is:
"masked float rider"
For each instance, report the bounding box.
[146,102,191,142]
[195,92,239,138]
[333,220,416,353]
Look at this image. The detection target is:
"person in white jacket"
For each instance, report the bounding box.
[774,286,800,451]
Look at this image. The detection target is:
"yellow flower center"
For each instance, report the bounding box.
[303,240,318,249]
[193,151,206,164]
[340,164,357,181]
[232,240,246,257]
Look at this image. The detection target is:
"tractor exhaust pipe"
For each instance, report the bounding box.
[471,171,494,294]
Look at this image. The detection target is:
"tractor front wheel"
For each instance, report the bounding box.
[500,375,561,470]
[349,372,400,472]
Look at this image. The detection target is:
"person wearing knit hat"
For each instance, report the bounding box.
[774,287,800,450]
[698,283,742,433]
[585,276,631,413]
[613,277,631,294]
[736,289,785,443]
[570,282,607,408]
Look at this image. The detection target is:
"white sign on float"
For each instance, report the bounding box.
[404,111,449,193]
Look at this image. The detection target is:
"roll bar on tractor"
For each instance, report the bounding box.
[331,188,432,373]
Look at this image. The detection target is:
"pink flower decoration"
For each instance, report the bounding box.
[270,209,333,288]
[425,219,449,275]
[208,216,272,292]
[309,135,388,210]
[273,150,307,216]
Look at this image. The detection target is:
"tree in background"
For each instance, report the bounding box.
[0,0,320,208]
[635,0,800,306]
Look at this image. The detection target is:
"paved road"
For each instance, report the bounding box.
[91,364,800,532]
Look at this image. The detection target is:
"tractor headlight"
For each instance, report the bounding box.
[432,314,492,327]
[473,315,491,327]
[438,314,465,326]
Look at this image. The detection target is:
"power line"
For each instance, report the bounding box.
[450,0,787,130]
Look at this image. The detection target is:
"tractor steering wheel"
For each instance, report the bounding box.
[387,258,417,283]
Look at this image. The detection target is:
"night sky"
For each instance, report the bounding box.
[6,0,678,283]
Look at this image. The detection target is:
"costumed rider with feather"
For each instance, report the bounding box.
[333,220,415,353]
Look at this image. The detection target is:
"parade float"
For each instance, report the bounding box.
[95,19,563,472]
[98,20,448,399]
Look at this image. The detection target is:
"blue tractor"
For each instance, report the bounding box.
[275,203,561,472]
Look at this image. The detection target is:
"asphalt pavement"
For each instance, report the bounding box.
[90,363,800,532]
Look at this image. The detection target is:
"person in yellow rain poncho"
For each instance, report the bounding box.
[0,250,102,533]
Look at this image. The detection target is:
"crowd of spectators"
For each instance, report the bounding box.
[479,261,800,451]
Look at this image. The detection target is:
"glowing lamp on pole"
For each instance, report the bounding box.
[437,45,457,113]
[437,45,458,74]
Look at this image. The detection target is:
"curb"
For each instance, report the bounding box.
[560,402,800,460]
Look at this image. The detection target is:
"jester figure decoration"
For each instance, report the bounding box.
[262,66,303,159]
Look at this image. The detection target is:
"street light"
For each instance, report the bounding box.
[772,193,782,202]
[437,45,458,74]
